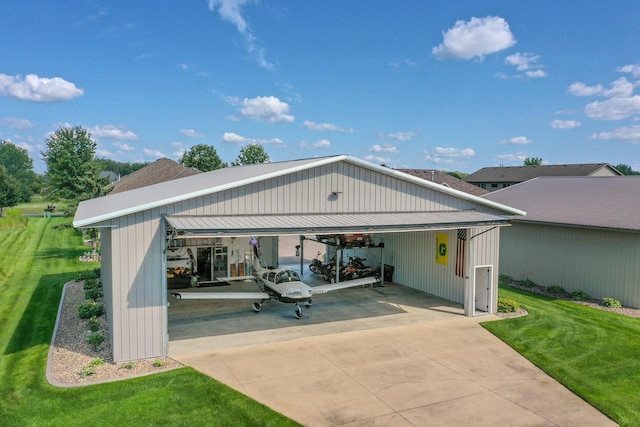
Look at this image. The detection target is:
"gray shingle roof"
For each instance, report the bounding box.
[108,158,201,194]
[396,169,489,197]
[483,176,640,232]
[465,163,621,184]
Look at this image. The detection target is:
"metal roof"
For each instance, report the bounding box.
[74,155,524,228]
[465,163,621,183]
[483,176,640,232]
[165,210,512,237]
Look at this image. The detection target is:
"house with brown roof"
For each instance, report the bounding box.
[465,163,622,192]
[484,176,640,308]
[395,169,489,197]
[108,158,201,194]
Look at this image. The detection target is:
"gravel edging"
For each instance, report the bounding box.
[47,281,183,387]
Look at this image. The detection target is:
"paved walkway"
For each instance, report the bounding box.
[168,283,616,426]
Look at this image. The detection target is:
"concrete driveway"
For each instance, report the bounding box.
[168,282,616,426]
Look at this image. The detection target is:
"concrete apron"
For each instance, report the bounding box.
[168,285,616,426]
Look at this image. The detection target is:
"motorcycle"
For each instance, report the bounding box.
[309,251,325,275]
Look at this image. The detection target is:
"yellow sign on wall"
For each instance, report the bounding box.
[436,233,448,265]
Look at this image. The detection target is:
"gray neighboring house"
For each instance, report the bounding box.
[395,169,489,197]
[484,176,640,308]
[74,155,523,362]
[465,163,622,192]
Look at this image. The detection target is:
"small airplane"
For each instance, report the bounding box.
[171,260,379,319]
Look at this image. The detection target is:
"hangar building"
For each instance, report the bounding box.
[73,155,524,362]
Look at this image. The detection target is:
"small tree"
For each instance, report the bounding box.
[523,157,543,166]
[0,164,21,215]
[41,126,108,208]
[232,144,270,166]
[0,140,36,202]
[179,144,227,172]
[614,164,640,176]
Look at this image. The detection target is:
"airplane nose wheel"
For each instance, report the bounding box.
[252,302,262,313]
[294,305,302,319]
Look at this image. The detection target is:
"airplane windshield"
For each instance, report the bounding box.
[276,270,301,283]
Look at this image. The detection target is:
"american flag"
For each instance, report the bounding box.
[455,229,467,278]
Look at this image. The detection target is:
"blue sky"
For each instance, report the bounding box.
[2,1,640,174]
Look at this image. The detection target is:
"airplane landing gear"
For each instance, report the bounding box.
[252,302,261,312]
[294,304,302,319]
[304,298,312,308]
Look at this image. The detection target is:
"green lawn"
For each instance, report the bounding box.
[0,217,300,427]
[13,196,52,215]
[482,286,640,426]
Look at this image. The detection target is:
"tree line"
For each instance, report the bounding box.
[1,126,271,214]
[1,127,638,215]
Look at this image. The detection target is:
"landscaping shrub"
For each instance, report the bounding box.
[90,358,105,367]
[121,361,136,370]
[83,278,101,290]
[546,285,566,295]
[498,274,513,285]
[600,298,622,309]
[570,290,592,301]
[80,366,95,378]
[88,316,100,332]
[86,332,105,351]
[85,288,104,301]
[497,297,520,313]
[153,359,164,368]
[519,279,536,288]
[78,302,104,319]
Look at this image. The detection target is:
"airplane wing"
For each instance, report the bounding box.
[172,291,269,300]
[311,276,380,294]
[215,275,255,282]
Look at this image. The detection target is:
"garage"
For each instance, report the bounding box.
[73,155,523,362]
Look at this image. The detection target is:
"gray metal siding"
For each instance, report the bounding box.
[170,162,478,216]
[380,230,466,304]
[110,212,165,362]
[100,228,114,348]
[469,226,501,313]
[500,223,640,308]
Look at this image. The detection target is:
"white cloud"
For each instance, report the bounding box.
[499,136,531,145]
[525,69,547,78]
[568,81,604,96]
[0,117,33,129]
[143,148,166,158]
[237,96,294,123]
[495,152,528,163]
[90,125,138,140]
[387,131,415,141]
[584,96,640,120]
[591,125,640,143]
[207,0,275,70]
[364,155,392,165]
[619,63,640,78]
[221,131,284,146]
[96,149,113,157]
[569,77,634,98]
[603,77,634,98]
[432,16,516,60]
[550,120,581,129]
[113,141,135,151]
[370,143,399,153]
[313,139,331,149]
[424,147,475,165]
[0,73,83,102]
[505,52,546,78]
[303,120,353,133]
[16,142,34,152]
[180,129,206,138]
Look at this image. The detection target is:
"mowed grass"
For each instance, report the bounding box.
[13,196,52,215]
[0,218,300,427]
[482,286,640,426]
